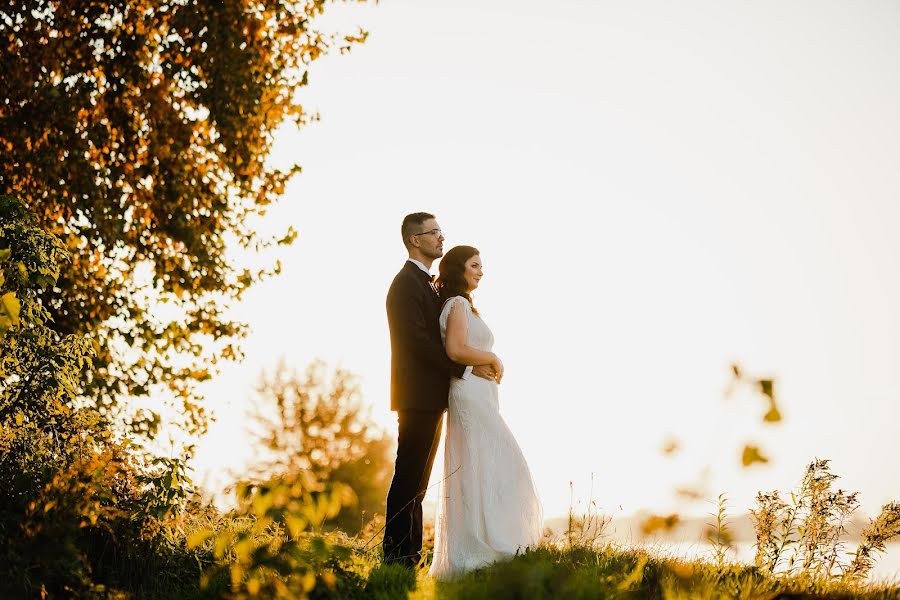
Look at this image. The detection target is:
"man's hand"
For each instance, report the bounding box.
[472,364,498,382]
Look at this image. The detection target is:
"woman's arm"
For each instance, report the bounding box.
[444,301,502,379]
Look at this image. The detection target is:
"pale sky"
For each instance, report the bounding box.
[192,0,900,524]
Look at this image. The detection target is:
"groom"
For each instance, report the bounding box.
[382,212,494,568]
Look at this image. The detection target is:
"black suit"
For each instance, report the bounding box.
[383,261,466,566]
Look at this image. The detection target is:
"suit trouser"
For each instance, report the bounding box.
[383,409,445,566]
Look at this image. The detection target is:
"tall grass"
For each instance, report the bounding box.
[751,459,900,582]
[395,543,900,600]
[166,457,900,599]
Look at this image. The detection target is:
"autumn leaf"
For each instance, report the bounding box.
[185,529,213,550]
[763,404,782,423]
[674,486,706,502]
[640,513,681,536]
[742,445,770,467]
[1,291,21,326]
[301,571,316,592]
[661,437,680,456]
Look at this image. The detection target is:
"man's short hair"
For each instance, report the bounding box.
[401,212,435,249]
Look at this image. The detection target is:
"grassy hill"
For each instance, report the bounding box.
[359,542,900,600]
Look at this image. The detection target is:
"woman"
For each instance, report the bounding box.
[428,245,543,580]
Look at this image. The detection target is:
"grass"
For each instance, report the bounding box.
[356,542,900,600]
[55,501,900,599]
[43,457,900,599]
[160,459,900,599]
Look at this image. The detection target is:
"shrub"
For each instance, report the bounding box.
[189,470,363,599]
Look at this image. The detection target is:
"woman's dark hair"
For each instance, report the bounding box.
[436,245,480,315]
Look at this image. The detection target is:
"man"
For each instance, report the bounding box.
[382,212,494,568]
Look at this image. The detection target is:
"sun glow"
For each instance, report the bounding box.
[193,0,900,527]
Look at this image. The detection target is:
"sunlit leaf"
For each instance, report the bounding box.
[302,570,316,592]
[674,486,705,501]
[640,513,681,536]
[214,533,231,560]
[617,555,650,591]
[742,445,770,467]
[285,514,306,538]
[1,292,21,325]
[233,538,254,561]
[246,578,260,595]
[321,570,337,589]
[763,404,782,423]
[186,529,214,550]
[661,437,680,456]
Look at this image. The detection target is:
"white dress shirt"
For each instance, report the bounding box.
[408,258,432,277]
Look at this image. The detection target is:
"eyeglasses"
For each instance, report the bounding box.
[412,228,443,238]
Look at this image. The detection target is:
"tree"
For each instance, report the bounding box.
[0,0,367,438]
[248,360,394,534]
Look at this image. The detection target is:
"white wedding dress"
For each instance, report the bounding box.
[428,296,543,580]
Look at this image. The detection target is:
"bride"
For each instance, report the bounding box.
[428,245,543,580]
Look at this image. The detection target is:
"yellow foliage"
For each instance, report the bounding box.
[186,529,214,550]
[742,445,770,467]
[640,513,681,536]
[0,291,20,330]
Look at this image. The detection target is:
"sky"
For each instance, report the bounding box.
[191,0,900,523]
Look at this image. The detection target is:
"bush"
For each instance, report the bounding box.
[0,196,199,598]
[188,470,365,599]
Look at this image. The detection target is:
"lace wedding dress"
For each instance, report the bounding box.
[428,296,543,580]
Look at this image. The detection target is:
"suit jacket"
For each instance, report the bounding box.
[387,261,467,411]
